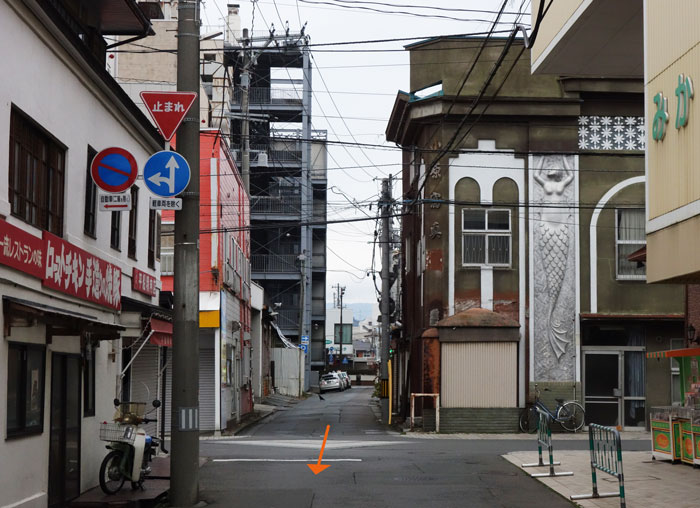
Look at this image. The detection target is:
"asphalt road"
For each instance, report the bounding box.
[198,387,646,508]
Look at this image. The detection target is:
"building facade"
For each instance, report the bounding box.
[225,11,328,389]
[386,36,684,432]
[0,0,163,506]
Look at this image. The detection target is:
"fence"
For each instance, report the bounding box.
[410,393,440,433]
[571,424,626,508]
[271,348,304,397]
[522,408,573,478]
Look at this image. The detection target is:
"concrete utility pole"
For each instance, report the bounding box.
[337,284,346,365]
[240,30,250,194]
[171,0,200,505]
[380,178,391,423]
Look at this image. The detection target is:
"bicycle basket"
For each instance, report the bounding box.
[99,422,136,444]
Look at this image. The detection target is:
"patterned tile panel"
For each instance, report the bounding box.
[578,116,646,151]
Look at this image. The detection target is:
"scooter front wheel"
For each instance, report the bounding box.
[99,450,126,494]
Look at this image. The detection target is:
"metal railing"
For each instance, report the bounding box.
[275,309,298,330]
[571,424,626,507]
[232,87,303,105]
[251,254,299,273]
[522,408,573,478]
[230,145,302,165]
[250,196,301,215]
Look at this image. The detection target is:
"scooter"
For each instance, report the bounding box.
[98,398,161,494]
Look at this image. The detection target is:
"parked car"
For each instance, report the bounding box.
[338,371,351,389]
[320,373,342,393]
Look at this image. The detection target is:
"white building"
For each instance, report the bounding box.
[325,307,354,366]
[0,1,163,506]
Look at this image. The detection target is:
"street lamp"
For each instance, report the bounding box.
[687,324,696,348]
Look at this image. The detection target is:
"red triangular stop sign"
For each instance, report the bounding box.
[140,91,197,141]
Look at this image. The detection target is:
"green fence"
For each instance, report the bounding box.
[522,408,573,478]
[571,423,626,508]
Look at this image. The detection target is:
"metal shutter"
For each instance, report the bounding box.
[129,342,160,436]
[164,345,216,433]
[440,342,517,408]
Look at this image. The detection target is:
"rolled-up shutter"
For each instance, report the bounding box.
[130,342,159,436]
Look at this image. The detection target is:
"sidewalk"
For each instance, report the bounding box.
[504,448,700,508]
[400,430,650,440]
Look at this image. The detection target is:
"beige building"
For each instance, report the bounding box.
[530,0,700,283]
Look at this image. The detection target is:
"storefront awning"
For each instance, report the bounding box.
[3,296,125,340]
[647,347,700,359]
[147,317,173,347]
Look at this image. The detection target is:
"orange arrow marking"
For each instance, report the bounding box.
[307,425,331,475]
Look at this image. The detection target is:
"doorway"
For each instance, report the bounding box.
[583,350,646,428]
[48,354,81,507]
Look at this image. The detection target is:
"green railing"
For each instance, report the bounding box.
[571,424,626,508]
[522,408,573,478]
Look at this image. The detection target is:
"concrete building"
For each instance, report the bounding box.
[325,307,354,367]
[224,9,328,389]
[0,1,163,506]
[386,35,684,432]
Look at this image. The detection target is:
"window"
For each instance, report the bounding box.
[110,211,121,250]
[670,338,684,406]
[334,323,352,345]
[7,343,45,438]
[462,209,511,267]
[160,223,174,275]
[83,146,97,238]
[128,186,138,259]
[148,208,156,269]
[83,343,95,417]
[616,209,646,280]
[8,107,65,236]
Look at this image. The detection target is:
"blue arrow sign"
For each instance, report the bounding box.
[143,151,191,197]
[342,357,348,364]
[328,354,334,363]
[300,344,308,354]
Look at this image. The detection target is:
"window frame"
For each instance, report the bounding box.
[461,208,512,268]
[615,208,646,281]
[128,186,138,260]
[8,106,65,236]
[83,146,98,238]
[110,211,121,251]
[6,342,46,439]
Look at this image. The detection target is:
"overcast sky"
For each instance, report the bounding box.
[203,0,531,304]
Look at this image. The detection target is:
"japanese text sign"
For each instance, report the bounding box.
[132,267,157,297]
[140,91,197,141]
[43,233,122,310]
[0,218,44,279]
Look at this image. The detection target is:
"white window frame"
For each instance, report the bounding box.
[615,208,646,281]
[461,208,512,268]
[160,248,174,275]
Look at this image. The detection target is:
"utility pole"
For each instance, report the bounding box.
[240,31,250,194]
[380,178,391,424]
[337,284,346,366]
[171,0,200,505]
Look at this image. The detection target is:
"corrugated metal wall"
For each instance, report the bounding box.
[129,342,160,436]
[270,348,304,397]
[440,342,517,408]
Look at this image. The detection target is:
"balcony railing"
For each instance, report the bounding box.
[232,87,303,106]
[251,254,300,273]
[230,144,302,165]
[251,196,301,216]
[276,309,299,330]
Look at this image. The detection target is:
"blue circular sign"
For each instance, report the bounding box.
[143,151,191,197]
[91,147,138,193]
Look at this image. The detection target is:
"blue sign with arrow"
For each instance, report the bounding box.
[143,151,191,197]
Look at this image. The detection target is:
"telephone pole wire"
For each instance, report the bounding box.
[380,177,391,423]
[171,0,200,505]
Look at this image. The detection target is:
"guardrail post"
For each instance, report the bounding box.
[571,423,625,508]
[522,408,572,477]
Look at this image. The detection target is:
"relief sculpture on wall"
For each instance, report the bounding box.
[533,154,576,381]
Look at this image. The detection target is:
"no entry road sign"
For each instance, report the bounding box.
[140,91,197,141]
[91,147,138,193]
[143,151,191,197]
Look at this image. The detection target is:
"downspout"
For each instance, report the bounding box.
[160,346,169,453]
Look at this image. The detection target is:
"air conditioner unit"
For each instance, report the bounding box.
[224,262,235,287]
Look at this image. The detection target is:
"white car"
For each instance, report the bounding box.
[320,373,342,393]
[338,371,351,389]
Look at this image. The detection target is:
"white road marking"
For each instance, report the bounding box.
[213,440,404,450]
[212,458,362,463]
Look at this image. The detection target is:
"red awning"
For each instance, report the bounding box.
[148,317,173,347]
[647,347,700,359]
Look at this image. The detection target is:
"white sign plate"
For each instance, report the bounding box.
[99,191,131,211]
[150,197,183,210]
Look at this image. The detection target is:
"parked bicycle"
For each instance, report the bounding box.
[519,384,585,433]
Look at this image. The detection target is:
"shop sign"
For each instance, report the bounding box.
[0,218,44,279]
[132,267,157,297]
[652,73,694,141]
[43,233,122,310]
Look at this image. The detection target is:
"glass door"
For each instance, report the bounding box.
[623,351,646,428]
[584,351,622,426]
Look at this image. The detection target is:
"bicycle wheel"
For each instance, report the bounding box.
[519,405,538,433]
[557,402,585,432]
